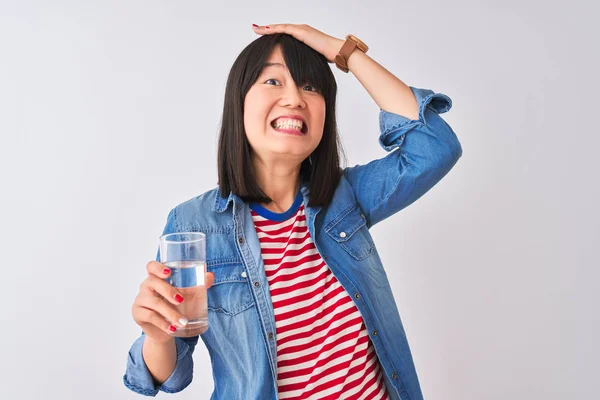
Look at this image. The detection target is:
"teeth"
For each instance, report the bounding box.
[272,118,304,131]
[275,124,301,130]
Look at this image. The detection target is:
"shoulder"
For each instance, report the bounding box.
[169,187,222,224]
[174,187,220,211]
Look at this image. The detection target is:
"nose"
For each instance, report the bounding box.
[279,84,306,109]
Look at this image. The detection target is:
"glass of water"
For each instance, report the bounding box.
[159,232,208,337]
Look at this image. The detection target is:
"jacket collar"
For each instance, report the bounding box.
[213,187,241,213]
[213,181,320,214]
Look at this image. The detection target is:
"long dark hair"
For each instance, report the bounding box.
[217,33,344,207]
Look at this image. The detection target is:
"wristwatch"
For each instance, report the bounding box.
[335,34,368,73]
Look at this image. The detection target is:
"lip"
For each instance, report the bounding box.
[270,125,305,136]
[270,114,308,134]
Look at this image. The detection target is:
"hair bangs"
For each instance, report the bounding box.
[277,35,333,97]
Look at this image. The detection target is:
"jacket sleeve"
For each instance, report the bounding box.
[343,86,462,228]
[122,333,199,396]
[122,207,200,396]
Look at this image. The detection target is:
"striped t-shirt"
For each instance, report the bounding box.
[250,192,389,400]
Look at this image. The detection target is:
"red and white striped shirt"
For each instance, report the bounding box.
[251,199,389,400]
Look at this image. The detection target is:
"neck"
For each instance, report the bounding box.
[252,156,302,213]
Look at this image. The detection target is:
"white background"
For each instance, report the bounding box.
[1,1,598,399]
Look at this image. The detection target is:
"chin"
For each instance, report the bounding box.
[268,147,311,159]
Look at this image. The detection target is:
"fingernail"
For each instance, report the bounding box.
[179,317,188,326]
[169,325,177,332]
[163,268,170,275]
[174,294,184,303]
[265,26,270,29]
[252,23,259,28]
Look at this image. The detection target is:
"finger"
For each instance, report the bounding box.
[146,261,172,278]
[205,272,215,289]
[252,23,296,33]
[261,23,290,32]
[142,275,185,306]
[135,307,179,334]
[137,292,189,327]
[251,23,271,31]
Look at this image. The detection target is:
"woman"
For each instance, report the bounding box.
[124,24,462,400]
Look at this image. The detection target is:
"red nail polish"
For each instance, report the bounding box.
[265,26,270,29]
[163,268,170,275]
[252,23,259,27]
[169,325,177,332]
[174,294,184,303]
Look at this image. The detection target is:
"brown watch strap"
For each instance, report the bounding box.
[335,34,368,73]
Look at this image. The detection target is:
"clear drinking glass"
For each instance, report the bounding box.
[159,232,208,337]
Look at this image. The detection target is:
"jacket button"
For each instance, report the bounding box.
[339,231,347,238]
[254,281,260,287]
[354,293,360,299]
[268,332,274,340]
[392,372,398,379]
[241,271,247,278]
[238,237,245,245]
[372,329,378,336]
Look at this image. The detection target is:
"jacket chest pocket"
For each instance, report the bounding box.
[206,260,254,316]
[325,204,374,261]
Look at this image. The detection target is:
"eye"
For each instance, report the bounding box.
[264,78,319,92]
[265,78,281,86]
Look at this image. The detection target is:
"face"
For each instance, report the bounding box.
[243,46,326,166]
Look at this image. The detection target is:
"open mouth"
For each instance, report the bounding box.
[270,119,308,135]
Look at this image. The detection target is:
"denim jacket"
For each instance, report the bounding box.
[123,86,462,400]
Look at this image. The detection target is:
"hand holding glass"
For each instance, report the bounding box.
[159,232,208,337]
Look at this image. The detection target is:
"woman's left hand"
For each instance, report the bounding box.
[252,23,344,63]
